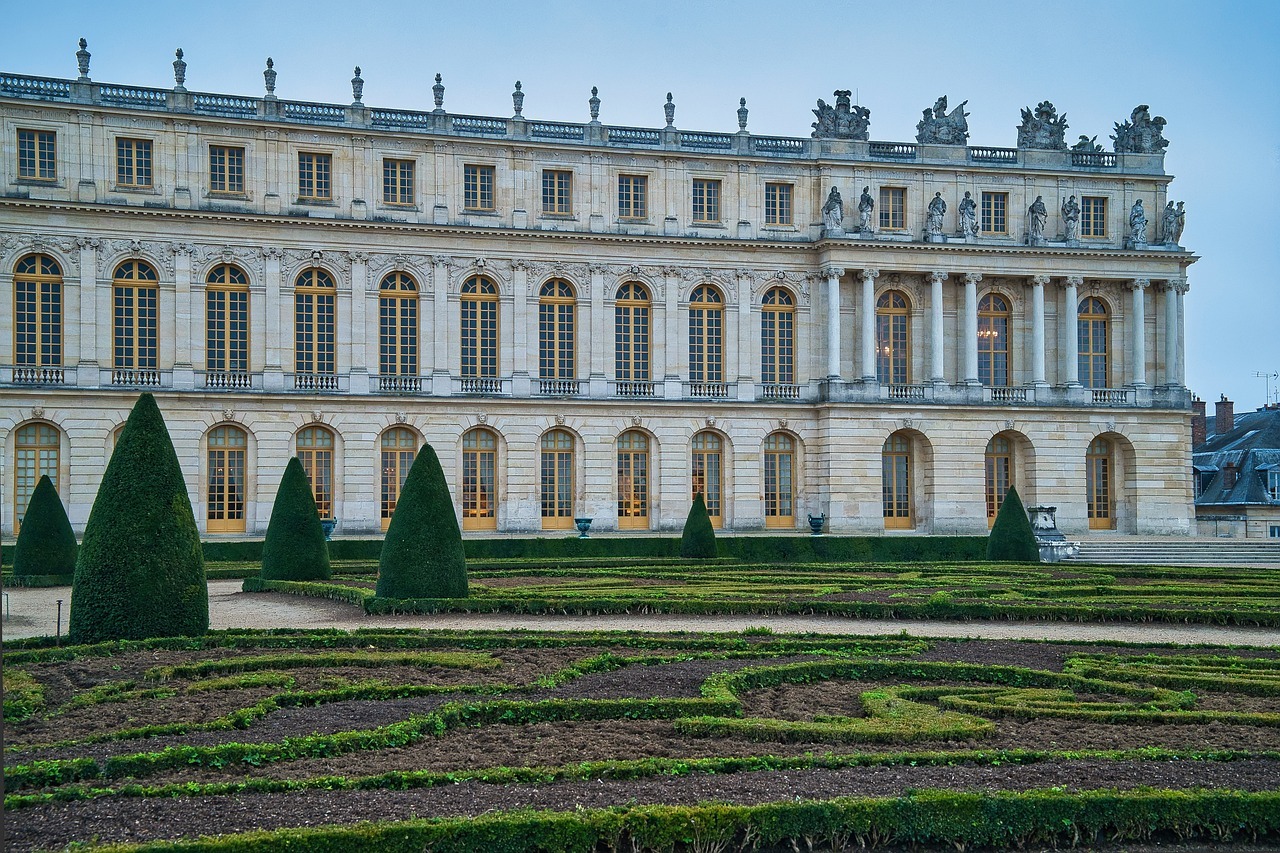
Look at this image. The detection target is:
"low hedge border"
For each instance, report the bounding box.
[144,650,499,681]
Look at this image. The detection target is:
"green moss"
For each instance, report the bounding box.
[679,493,718,559]
[987,486,1040,562]
[260,458,331,581]
[376,443,468,599]
[13,475,77,580]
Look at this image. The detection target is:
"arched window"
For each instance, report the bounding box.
[461,276,499,379]
[540,429,574,529]
[615,282,651,384]
[378,272,418,382]
[1078,297,1109,389]
[1087,437,1114,529]
[617,430,649,529]
[207,425,247,533]
[461,428,498,530]
[113,260,159,377]
[296,426,335,520]
[539,279,576,381]
[295,269,336,383]
[876,290,910,385]
[984,435,1013,524]
[691,431,723,528]
[14,254,63,378]
[882,433,912,529]
[689,285,724,384]
[206,264,249,385]
[763,432,795,528]
[380,427,418,530]
[15,422,60,529]
[978,293,1010,387]
[761,288,795,386]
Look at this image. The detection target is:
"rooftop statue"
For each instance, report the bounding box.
[1017,100,1068,150]
[811,90,870,140]
[1071,134,1102,153]
[1111,105,1169,154]
[1061,195,1081,243]
[1027,196,1048,244]
[916,95,969,145]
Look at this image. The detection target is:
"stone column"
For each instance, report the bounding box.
[1176,280,1188,386]
[1161,278,1182,387]
[1062,276,1082,386]
[823,266,845,380]
[928,270,947,383]
[1128,278,1149,387]
[1030,274,1049,386]
[859,268,879,381]
[962,272,981,384]
[431,255,452,395]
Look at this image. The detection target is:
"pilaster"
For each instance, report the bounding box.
[589,262,608,397]
[962,272,981,385]
[1030,274,1049,387]
[858,268,879,382]
[1061,275,1082,387]
[1128,278,1149,388]
[928,270,947,383]
[348,252,370,394]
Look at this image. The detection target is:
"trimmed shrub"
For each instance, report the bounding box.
[13,475,77,581]
[987,486,1040,562]
[376,442,469,599]
[69,393,208,643]
[259,458,331,581]
[680,493,718,559]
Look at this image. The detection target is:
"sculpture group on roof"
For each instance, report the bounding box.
[811,90,870,140]
[916,96,970,144]
[1016,101,1068,150]
[1112,105,1169,154]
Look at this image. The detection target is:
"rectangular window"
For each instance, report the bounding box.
[209,145,245,194]
[17,129,57,180]
[692,178,721,223]
[879,187,906,230]
[206,290,249,374]
[1270,525,1280,539]
[764,182,793,225]
[382,158,414,205]
[115,138,153,188]
[113,286,158,370]
[298,152,332,201]
[618,174,647,219]
[980,191,1007,234]
[1081,196,1107,237]
[464,164,495,211]
[541,169,572,214]
[1269,470,1280,501]
[15,280,62,368]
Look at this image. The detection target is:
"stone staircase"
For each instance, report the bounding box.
[1066,538,1280,567]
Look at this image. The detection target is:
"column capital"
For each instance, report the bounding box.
[859,267,880,282]
[1063,275,1084,288]
[821,266,846,279]
[1030,274,1051,287]
[1128,277,1151,291]
[928,270,949,284]
[963,271,982,285]
[1162,276,1188,294]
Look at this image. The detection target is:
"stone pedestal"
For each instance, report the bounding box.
[1028,505,1080,562]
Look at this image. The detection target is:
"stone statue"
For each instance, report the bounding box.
[811,90,870,140]
[1027,196,1048,244]
[1174,201,1186,244]
[822,186,844,233]
[857,186,874,233]
[957,191,977,238]
[1071,135,1102,153]
[1016,100,1068,150]
[1160,201,1178,244]
[1129,199,1148,243]
[926,191,947,237]
[1112,105,1169,154]
[916,95,970,144]
[1061,195,1080,243]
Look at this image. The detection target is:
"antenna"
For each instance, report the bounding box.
[1255,371,1280,406]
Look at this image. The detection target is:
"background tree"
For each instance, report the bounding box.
[986,485,1041,562]
[260,457,331,581]
[376,442,469,599]
[680,492,718,559]
[13,475,77,581]
[69,393,208,642]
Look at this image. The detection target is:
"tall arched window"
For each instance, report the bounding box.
[614,282,650,384]
[763,432,795,528]
[691,431,723,528]
[540,429,574,529]
[539,279,576,383]
[206,264,249,386]
[876,290,910,385]
[978,293,1010,387]
[882,433,912,529]
[15,422,60,529]
[1078,297,1109,389]
[14,254,63,380]
[984,435,1013,524]
[380,427,418,530]
[689,285,724,384]
[379,272,418,381]
[461,276,499,379]
[461,428,498,530]
[761,288,795,386]
[207,425,247,533]
[296,426,335,520]
[113,260,159,379]
[1087,437,1114,529]
[295,269,336,384]
[617,430,650,529]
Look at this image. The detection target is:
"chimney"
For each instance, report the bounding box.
[1215,395,1234,436]
[1191,396,1207,447]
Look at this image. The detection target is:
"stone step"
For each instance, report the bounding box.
[1065,539,1280,566]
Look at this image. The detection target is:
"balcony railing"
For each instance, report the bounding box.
[986,386,1030,404]
[759,383,802,400]
[536,378,582,396]
[869,141,917,159]
[1091,388,1135,405]
[293,372,340,391]
[969,146,1018,163]
[1071,151,1118,168]
[611,380,657,398]
[685,381,731,399]
[379,375,422,393]
[110,368,161,387]
[13,366,65,384]
[458,376,507,395]
[204,370,253,390]
[884,383,927,400]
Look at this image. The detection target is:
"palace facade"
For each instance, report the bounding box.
[0,47,1197,538]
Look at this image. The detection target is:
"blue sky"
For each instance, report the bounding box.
[5,0,1278,408]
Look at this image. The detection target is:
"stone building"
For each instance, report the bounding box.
[0,45,1197,539]
[1193,398,1280,538]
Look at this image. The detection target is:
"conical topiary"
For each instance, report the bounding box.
[376,442,469,599]
[69,393,208,642]
[260,457,331,581]
[14,475,77,581]
[986,485,1041,562]
[679,492,718,559]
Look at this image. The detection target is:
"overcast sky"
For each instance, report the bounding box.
[5,0,1278,409]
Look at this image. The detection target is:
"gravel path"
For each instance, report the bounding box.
[7,580,1280,645]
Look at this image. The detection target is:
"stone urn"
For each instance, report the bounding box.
[320,518,337,540]
[574,517,593,539]
[807,513,826,535]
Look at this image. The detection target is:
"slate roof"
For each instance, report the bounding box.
[1195,406,1280,507]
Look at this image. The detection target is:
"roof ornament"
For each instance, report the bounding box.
[1112,104,1169,154]
[432,73,445,113]
[589,86,601,122]
[737,97,748,131]
[173,49,187,91]
[263,58,276,98]
[75,38,90,81]
[351,67,363,104]
[1016,100,1068,150]
[512,81,524,116]
[663,92,675,128]
[811,89,869,140]
[915,95,969,144]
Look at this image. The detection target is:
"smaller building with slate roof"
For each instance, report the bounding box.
[1193,397,1280,538]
